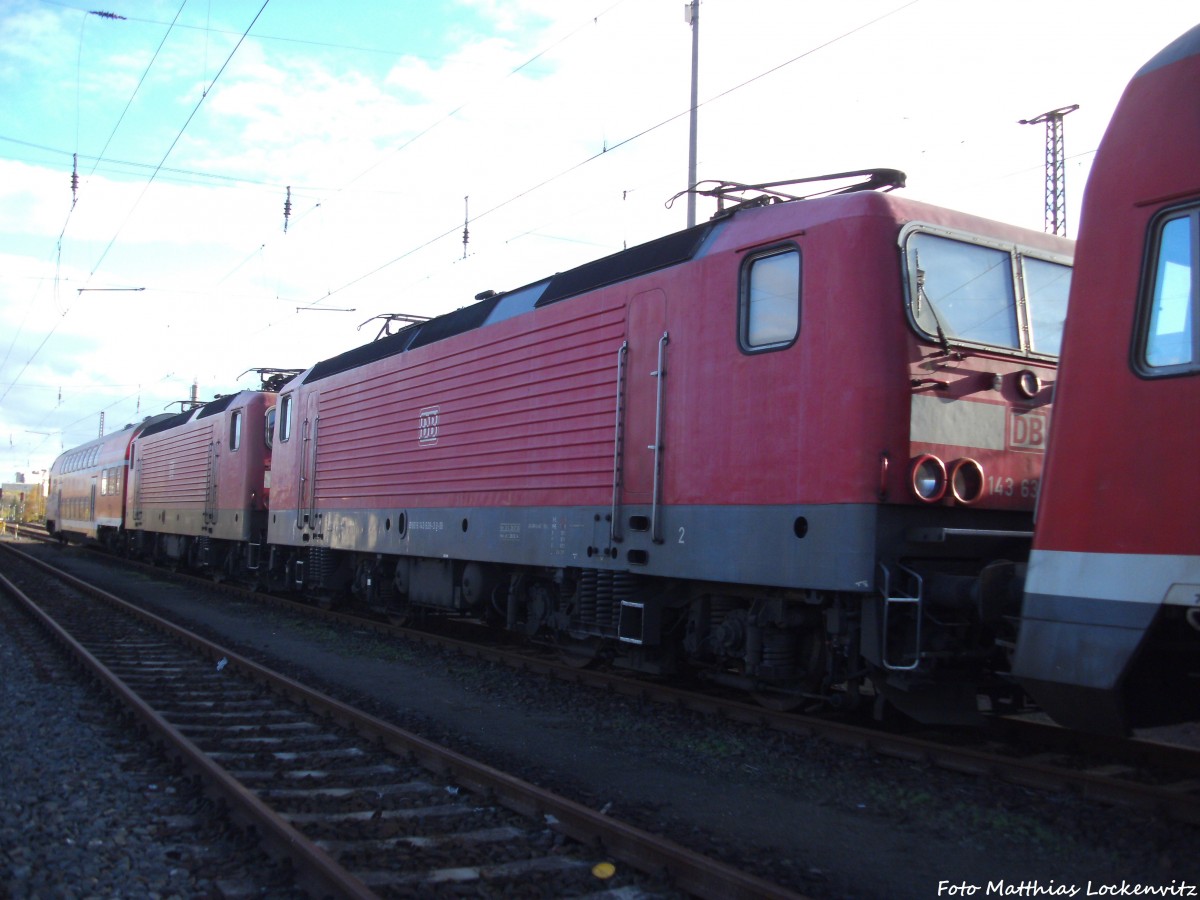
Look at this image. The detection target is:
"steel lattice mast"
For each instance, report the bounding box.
[1020,104,1079,236]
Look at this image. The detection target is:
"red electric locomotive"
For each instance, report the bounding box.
[265,174,1071,721]
[126,390,276,577]
[1012,25,1200,733]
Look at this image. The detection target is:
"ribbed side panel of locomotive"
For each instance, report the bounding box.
[263,275,633,607]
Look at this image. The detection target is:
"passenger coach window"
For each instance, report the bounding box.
[230,410,243,451]
[278,395,292,442]
[741,247,800,351]
[1141,210,1197,373]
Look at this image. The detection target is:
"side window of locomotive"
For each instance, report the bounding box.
[1022,256,1071,356]
[229,410,243,451]
[265,407,276,449]
[740,247,800,351]
[1139,210,1197,373]
[908,233,1019,350]
[278,395,292,442]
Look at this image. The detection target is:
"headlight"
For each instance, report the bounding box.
[949,458,985,505]
[1016,369,1042,398]
[910,454,947,503]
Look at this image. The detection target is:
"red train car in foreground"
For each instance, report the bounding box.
[264,178,1071,721]
[1012,24,1200,733]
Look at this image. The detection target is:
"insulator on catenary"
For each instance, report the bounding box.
[462,195,470,260]
[283,186,292,233]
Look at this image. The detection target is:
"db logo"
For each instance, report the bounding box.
[1008,407,1049,452]
[418,407,440,445]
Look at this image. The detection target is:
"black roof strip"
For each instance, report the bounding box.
[137,408,196,439]
[195,393,238,419]
[536,220,717,307]
[301,218,720,385]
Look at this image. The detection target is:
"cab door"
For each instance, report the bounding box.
[297,392,320,533]
[620,289,668,541]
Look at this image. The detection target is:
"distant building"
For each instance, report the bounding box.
[2,475,47,523]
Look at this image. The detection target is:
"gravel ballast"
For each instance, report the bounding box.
[3,541,1198,899]
[0,564,300,899]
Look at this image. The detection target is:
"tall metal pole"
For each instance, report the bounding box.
[686,0,700,228]
[1020,104,1078,236]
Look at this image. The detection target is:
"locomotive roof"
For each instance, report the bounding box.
[297,182,1069,388]
[1136,22,1200,77]
[137,391,254,439]
[301,219,720,385]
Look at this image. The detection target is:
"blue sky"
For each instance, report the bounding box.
[0,0,1195,481]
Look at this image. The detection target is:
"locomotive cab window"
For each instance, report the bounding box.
[740,246,800,351]
[1022,256,1070,356]
[278,395,293,442]
[1138,206,1198,374]
[229,410,243,451]
[903,226,1071,357]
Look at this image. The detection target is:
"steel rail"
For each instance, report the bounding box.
[268,600,1200,823]
[0,541,807,900]
[0,564,378,900]
[28,540,1200,823]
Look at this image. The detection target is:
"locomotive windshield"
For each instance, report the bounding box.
[903,228,1071,357]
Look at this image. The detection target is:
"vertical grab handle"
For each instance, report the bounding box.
[203,441,219,528]
[298,415,319,529]
[609,341,628,545]
[297,417,309,529]
[650,331,669,544]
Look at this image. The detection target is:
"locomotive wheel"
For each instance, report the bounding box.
[385,595,414,626]
[558,641,600,669]
[750,688,804,712]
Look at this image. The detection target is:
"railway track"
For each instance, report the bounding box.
[448,641,1200,824]
[169,561,1200,825]
[11,535,1200,827]
[0,541,803,899]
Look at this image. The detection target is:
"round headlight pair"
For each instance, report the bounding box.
[909,455,984,504]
